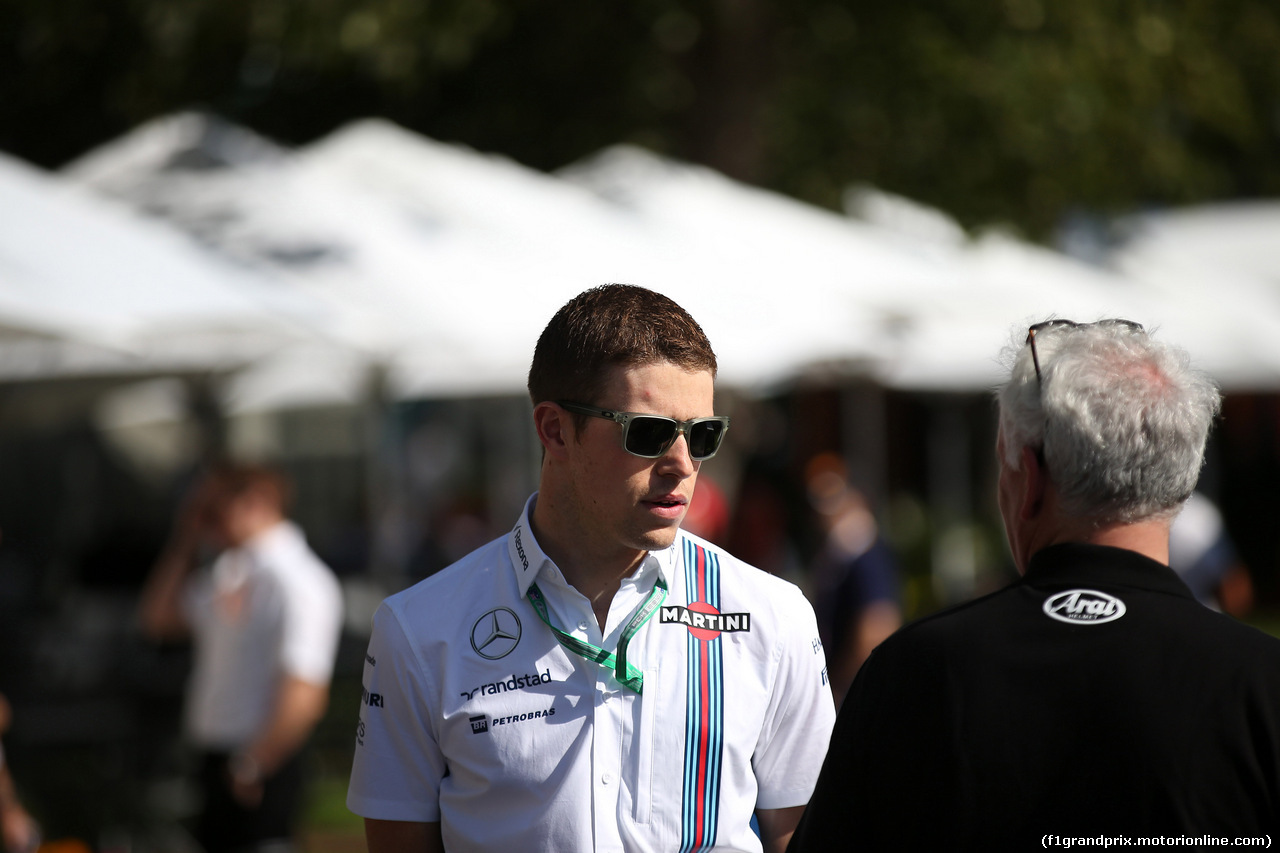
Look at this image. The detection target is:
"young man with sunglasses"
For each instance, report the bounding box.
[348,284,835,852]
[789,320,1280,849]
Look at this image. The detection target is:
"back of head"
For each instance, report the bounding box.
[527,283,718,406]
[207,461,291,515]
[997,321,1221,525]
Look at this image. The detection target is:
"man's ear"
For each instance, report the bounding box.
[533,401,572,460]
[1018,445,1048,520]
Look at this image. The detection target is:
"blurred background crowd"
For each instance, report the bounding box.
[1,0,1279,850]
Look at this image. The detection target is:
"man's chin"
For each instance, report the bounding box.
[634,524,682,553]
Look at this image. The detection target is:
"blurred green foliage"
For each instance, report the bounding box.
[1,0,1277,236]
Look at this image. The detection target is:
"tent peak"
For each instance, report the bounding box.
[65,111,287,190]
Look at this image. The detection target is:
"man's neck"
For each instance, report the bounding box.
[1013,475,1172,571]
[574,563,645,633]
[1080,520,1171,564]
[530,495,647,631]
[1041,518,1172,566]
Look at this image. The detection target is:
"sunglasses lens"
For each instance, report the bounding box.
[625,416,679,457]
[688,420,726,460]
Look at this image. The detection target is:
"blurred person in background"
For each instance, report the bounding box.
[348,284,835,853]
[140,463,343,853]
[802,452,901,707]
[791,319,1280,849]
[726,472,805,585]
[1167,490,1254,617]
[0,694,38,853]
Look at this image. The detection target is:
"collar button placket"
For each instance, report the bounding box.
[592,668,628,852]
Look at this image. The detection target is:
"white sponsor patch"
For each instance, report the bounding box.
[1042,589,1126,625]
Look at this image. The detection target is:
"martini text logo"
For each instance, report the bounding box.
[661,603,751,640]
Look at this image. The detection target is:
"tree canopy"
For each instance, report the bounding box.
[2,0,1277,237]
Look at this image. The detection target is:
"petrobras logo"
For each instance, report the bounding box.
[460,668,555,701]
[469,706,556,735]
[491,706,557,728]
[1042,589,1127,625]
[660,603,751,640]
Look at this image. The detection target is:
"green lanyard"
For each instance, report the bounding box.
[526,576,668,694]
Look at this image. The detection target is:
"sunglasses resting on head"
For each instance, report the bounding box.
[557,401,730,461]
[1026,318,1144,386]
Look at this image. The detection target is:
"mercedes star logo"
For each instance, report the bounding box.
[470,607,522,660]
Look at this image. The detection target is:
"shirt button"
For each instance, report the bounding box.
[577,620,590,632]
[602,773,613,786]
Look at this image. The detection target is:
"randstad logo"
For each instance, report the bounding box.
[460,669,555,701]
[1043,589,1126,625]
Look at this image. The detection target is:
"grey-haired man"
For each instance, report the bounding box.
[791,319,1280,849]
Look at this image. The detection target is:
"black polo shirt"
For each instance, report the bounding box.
[790,543,1280,851]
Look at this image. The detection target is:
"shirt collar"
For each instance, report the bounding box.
[237,519,303,559]
[506,493,672,598]
[1024,542,1196,600]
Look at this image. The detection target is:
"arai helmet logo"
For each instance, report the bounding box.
[1042,589,1126,625]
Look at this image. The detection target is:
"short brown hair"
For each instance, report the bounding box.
[206,461,291,512]
[527,284,718,407]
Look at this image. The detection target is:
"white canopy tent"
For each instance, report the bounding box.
[1112,201,1280,288]
[293,119,663,399]
[0,150,327,384]
[68,115,674,405]
[1106,201,1280,390]
[845,188,1280,392]
[67,116,968,403]
[300,128,965,395]
[62,113,1280,401]
[65,113,460,410]
[558,145,967,390]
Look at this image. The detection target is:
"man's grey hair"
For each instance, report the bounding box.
[996,320,1222,524]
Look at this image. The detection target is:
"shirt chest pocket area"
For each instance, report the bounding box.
[441,689,582,799]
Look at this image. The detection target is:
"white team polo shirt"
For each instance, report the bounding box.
[347,495,834,852]
[183,520,344,748]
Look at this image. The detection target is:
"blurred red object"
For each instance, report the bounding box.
[37,841,92,853]
[683,475,730,545]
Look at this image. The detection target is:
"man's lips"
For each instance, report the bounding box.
[644,496,688,513]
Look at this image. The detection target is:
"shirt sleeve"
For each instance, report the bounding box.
[347,601,446,822]
[277,556,344,685]
[181,564,214,629]
[750,584,837,810]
